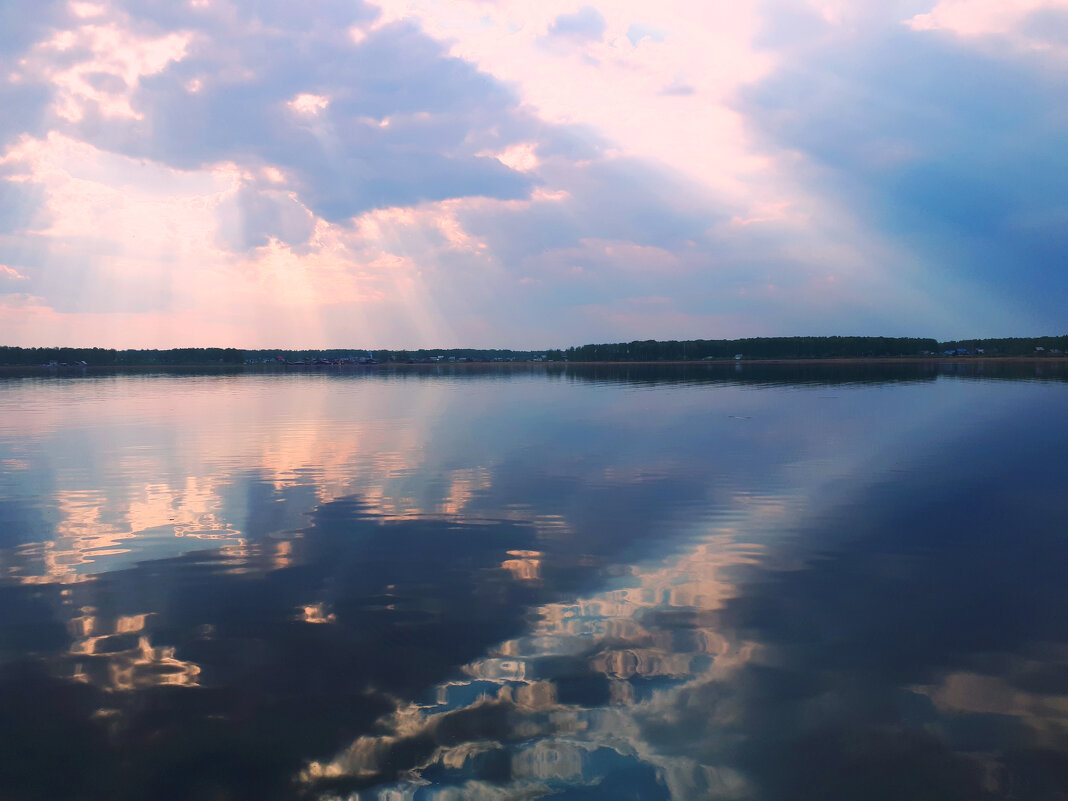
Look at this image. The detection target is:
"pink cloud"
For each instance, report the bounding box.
[15,12,192,122]
[371,0,777,202]
[904,0,1068,57]
[906,0,1068,37]
[0,134,495,347]
[0,0,1044,348]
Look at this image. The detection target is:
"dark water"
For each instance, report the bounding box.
[1,363,1066,801]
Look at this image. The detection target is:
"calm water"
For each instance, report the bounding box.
[1,363,1066,800]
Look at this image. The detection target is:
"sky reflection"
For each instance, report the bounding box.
[0,367,1066,799]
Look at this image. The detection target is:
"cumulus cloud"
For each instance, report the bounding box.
[113,13,536,224]
[0,0,1064,346]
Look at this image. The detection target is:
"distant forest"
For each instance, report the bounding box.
[0,346,538,366]
[1,336,1066,366]
[551,335,1068,362]
[0,347,247,366]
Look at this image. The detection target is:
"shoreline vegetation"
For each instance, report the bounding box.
[1,335,1067,369]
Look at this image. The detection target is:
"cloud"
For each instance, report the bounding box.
[5,2,538,228]
[215,178,316,252]
[737,0,1068,333]
[905,0,1068,41]
[0,172,49,235]
[0,1,73,148]
[0,264,28,283]
[626,23,667,46]
[1,0,1065,347]
[658,79,696,96]
[547,6,608,41]
[117,16,536,223]
[0,1,551,345]
[671,401,1068,800]
[1019,4,1068,45]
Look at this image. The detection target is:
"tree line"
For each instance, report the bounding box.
[241,348,539,363]
[554,337,941,362]
[0,346,537,366]
[0,347,245,366]
[2,336,1066,366]
[937,336,1068,356]
[551,335,1068,361]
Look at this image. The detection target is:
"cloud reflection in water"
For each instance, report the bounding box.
[0,365,1066,799]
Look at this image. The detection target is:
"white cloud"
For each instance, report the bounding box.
[0,264,29,281]
[288,92,330,115]
[14,14,191,122]
[906,0,1068,37]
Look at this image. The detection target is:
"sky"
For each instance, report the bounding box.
[0,0,1065,349]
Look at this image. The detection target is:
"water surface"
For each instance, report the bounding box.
[1,363,1066,800]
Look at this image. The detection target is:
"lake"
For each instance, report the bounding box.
[1,363,1066,800]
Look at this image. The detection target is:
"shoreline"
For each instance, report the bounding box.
[1,355,1065,374]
